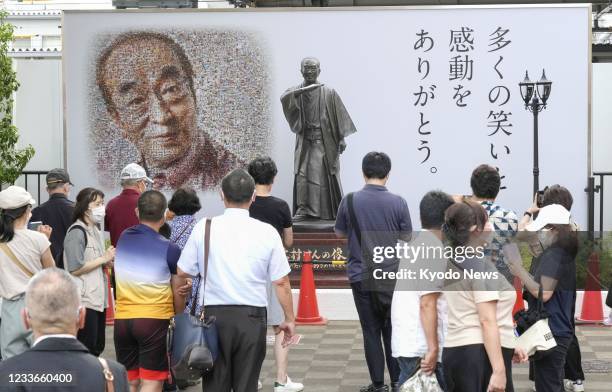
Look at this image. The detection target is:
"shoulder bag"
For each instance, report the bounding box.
[0,243,34,278]
[68,225,88,247]
[167,219,219,381]
[97,357,115,392]
[346,193,395,318]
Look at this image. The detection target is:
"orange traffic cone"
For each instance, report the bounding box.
[296,251,327,325]
[577,252,604,323]
[105,269,115,326]
[512,276,525,316]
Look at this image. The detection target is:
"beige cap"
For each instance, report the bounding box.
[0,186,36,210]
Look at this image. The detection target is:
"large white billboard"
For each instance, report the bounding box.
[63,5,590,226]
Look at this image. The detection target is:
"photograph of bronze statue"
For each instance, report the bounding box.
[91,31,270,190]
[281,57,357,221]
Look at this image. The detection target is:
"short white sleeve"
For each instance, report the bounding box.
[473,290,500,304]
[177,219,204,277]
[31,230,51,255]
[267,229,291,282]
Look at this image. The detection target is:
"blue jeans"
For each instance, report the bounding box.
[397,357,447,391]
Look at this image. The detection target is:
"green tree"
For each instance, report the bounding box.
[0,10,34,185]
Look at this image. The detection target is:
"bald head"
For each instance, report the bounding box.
[24,268,82,336]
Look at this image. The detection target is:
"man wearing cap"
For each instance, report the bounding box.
[105,163,154,247]
[31,168,74,269]
[0,186,55,358]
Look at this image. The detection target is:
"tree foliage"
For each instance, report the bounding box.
[0,10,34,185]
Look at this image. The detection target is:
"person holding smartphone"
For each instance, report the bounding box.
[517,185,585,392]
[504,204,578,392]
[248,157,303,392]
[0,186,55,358]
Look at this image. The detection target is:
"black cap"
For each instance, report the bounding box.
[46,168,73,186]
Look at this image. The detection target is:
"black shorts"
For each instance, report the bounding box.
[114,318,169,381]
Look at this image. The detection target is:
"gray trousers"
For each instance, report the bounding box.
[201,305,267,392]
[1,295,32,359]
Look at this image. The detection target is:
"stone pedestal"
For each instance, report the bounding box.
[288,220,349,289]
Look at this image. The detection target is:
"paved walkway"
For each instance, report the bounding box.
[103,322,612,392]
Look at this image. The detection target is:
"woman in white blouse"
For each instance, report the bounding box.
[0,186,55,358]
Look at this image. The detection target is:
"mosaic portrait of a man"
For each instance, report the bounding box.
[90,30,270,190]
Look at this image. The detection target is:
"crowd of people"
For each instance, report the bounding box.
[0,154,606,392]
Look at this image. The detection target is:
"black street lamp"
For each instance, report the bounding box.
[519,69,552,198]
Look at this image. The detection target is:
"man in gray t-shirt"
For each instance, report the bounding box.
[335,152,412,392]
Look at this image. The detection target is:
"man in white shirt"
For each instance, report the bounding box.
[391,191,454,389]
[177,169,295,392]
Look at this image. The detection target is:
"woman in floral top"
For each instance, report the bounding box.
[166,187,202,314]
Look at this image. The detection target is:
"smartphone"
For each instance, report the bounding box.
[28,221,42,231]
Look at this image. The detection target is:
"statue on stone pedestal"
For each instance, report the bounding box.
[280,57,357,221]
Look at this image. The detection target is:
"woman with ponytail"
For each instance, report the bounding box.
[63,187,114,356]
[441,201,526,392]
[0,186,55,358]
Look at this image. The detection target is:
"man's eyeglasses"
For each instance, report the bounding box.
[114,77,191,120]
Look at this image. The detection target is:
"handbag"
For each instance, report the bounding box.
[514,282,556,358]
[516,318,557,357]
[167,219,219,381]
[399,359,443,392]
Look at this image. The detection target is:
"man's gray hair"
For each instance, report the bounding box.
[121,178,140,188]
[25,268,81,332]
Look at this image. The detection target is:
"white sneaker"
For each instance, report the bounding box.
[564,379,585,392]
[273,376,304,392]
[532,384,537,392]
[603,314,612,326]
[258,379,263,390]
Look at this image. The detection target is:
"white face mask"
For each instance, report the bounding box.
[91,205,106,224]
[538,228,555,250]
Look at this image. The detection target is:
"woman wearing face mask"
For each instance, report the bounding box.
[442,201,526,392]
[64,187,115,356]
[505,204,578,392]
[0,186,55,359]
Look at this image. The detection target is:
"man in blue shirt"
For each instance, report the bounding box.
[113,190,187,391]
[335,152,412,392]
